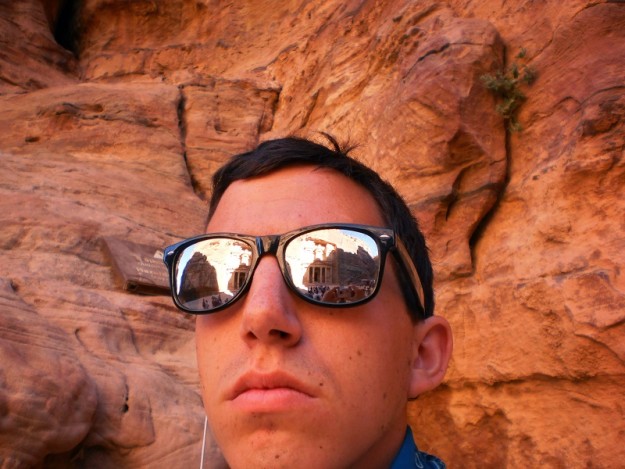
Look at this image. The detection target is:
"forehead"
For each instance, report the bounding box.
[207,166,386,235]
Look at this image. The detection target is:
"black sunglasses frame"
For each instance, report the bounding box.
[163,223,425,316]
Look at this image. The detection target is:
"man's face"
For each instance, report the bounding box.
[197,166,420,468]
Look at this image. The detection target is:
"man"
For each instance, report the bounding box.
[163,135,453,468]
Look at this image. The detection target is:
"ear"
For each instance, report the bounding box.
[408,316,453,398]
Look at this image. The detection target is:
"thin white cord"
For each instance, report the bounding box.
[200,416,208,469]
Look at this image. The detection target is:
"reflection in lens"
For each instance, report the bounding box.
[285,229,380,304]
[175,238,253,311]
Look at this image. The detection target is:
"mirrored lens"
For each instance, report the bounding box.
[284,228,380,305]
[174,238,253,311]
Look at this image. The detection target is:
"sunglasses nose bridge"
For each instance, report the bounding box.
[256,234,280,257]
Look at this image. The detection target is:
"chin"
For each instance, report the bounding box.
[219,431,341,469]
[224,446,316,469]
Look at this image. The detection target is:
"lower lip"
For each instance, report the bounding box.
[232,388,315,412]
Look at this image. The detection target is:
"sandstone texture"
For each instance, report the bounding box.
[1,0,623,467]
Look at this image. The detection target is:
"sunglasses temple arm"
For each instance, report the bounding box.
[392,239,426,317]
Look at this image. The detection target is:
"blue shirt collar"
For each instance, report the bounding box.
[390,427,446,469]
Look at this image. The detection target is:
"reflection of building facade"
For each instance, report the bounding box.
[297,238,338,288]
[307,263,332,284]
[179,240,253,305]
[200,239,251,295]
[228,268,248,292]
[178,232,378,305]
[288,230,379,290]
[305,257,337,288]
[296,239,377,289]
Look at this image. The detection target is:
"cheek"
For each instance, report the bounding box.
[195,330,212,397]
[362,332,413,394]
[322,325,413,441]
[195,317,232,394]
[315,314,414,400]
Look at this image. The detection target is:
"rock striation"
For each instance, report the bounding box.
[1,0,623,467]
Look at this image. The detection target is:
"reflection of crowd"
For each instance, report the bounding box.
[201,294,230,309]
[306,284,372,303]
[308,285,330,301]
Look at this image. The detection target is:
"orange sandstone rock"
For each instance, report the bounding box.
[0,0,623,467]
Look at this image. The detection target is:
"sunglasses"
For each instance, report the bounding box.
[163,223,425,315]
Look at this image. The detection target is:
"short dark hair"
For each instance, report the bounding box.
[208,135,434,320]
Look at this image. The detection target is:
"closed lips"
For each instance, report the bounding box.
[228,371,317,401]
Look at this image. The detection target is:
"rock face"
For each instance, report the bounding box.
[1,0,623,467]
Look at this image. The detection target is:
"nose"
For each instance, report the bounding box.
[239,256,303,347]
